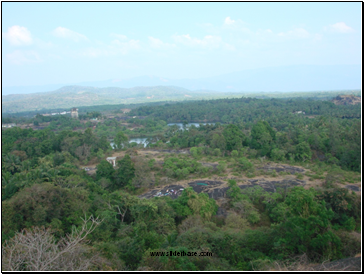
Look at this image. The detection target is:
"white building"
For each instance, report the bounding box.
[106,157,117,167]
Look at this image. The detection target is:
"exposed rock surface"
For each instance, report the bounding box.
[138,184,185,199]
[146,148,190,154]
[244,178,306,193]
[345,185,361,192]
[139,178,306,200]
[259,163,305,174]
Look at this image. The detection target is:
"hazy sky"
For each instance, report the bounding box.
[2,2,361,87]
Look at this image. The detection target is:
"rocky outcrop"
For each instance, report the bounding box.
[138,184,185,199]
[259,163,305,174]
[139,178,306,200]
[244,178,306,192]
[345,185,361,192]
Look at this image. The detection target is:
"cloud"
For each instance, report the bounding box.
[111,39,141,53]
[172,34,231,50]
[110,33,128,41]
[81,48,110,58]
[82,37,141,57]
[325,22,354,33]
[2,25,32,46]
[148,36,176,49]
[222,17,251,33]
[6,50,41,64]
[313,33,322,41]
[224,16,235,25]
[52,27,88,42]
[278,28,310,39]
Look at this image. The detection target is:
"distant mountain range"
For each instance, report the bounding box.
[2,64,361,113]
[2,64,361,95]
[2,86,225,113]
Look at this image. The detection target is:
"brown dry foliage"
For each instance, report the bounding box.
[252,253,361,271]
[1,215,110,271]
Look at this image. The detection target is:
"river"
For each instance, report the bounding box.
[110,137,148,149]
[110,123,216,149]
[167,122,215,130]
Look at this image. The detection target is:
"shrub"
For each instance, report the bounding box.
[224,212,250,231]
[296,173,304,180]
[237,157,253,171]
[231,150,239,158]
[270,148,286,161]
[333,230,361,258]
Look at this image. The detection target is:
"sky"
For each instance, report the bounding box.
[2,2,362,87]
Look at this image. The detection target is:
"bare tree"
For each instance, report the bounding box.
[131,156,155,188]
[2,215,105,271]
[74,144,91,162]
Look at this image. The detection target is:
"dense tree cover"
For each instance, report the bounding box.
[126,118,167,138]
[79,111,102,120]
[110,97,361,171]
[129,97,361,123]
[2,95,361,270]
[1,127,111,203]
[5,96,360,171]
[3,174,360,270]
[157,118,360,171]
[113,131,128,149]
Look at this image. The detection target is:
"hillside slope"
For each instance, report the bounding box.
[1,86,218,113]
[332,95,361,105]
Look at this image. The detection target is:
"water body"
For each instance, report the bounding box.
[110,137,148,149]
[167,123,216,130]
[109,123,216,149]
[129,137,148,147]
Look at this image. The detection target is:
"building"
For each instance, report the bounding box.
[2,123,16,128]
[121,108,131,113]
[106,157,117,167]
[71,108,79,118]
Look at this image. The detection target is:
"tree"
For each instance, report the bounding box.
[53,152,65,166]
[270,148,286,161]
[231,150,239,158]
[114,131,128,150]
[211,133,226,155]
[237,157,253,171]
[2,183,91,235]
[113,154,135,190]
[131,156,154,188]
[3,154,22,175]
[96,160,115,181]
[82,128,96,146]
[222,125,246,152]
[74,144,91,162]
[270,187,341,260]
[294,141,312,162]
[190,147,199,158]
[226,179,244,203]
[224,212,250,231]
[1,215,105,271]
[250,121,275,155]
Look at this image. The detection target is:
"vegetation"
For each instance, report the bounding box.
[1,93,361,270]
